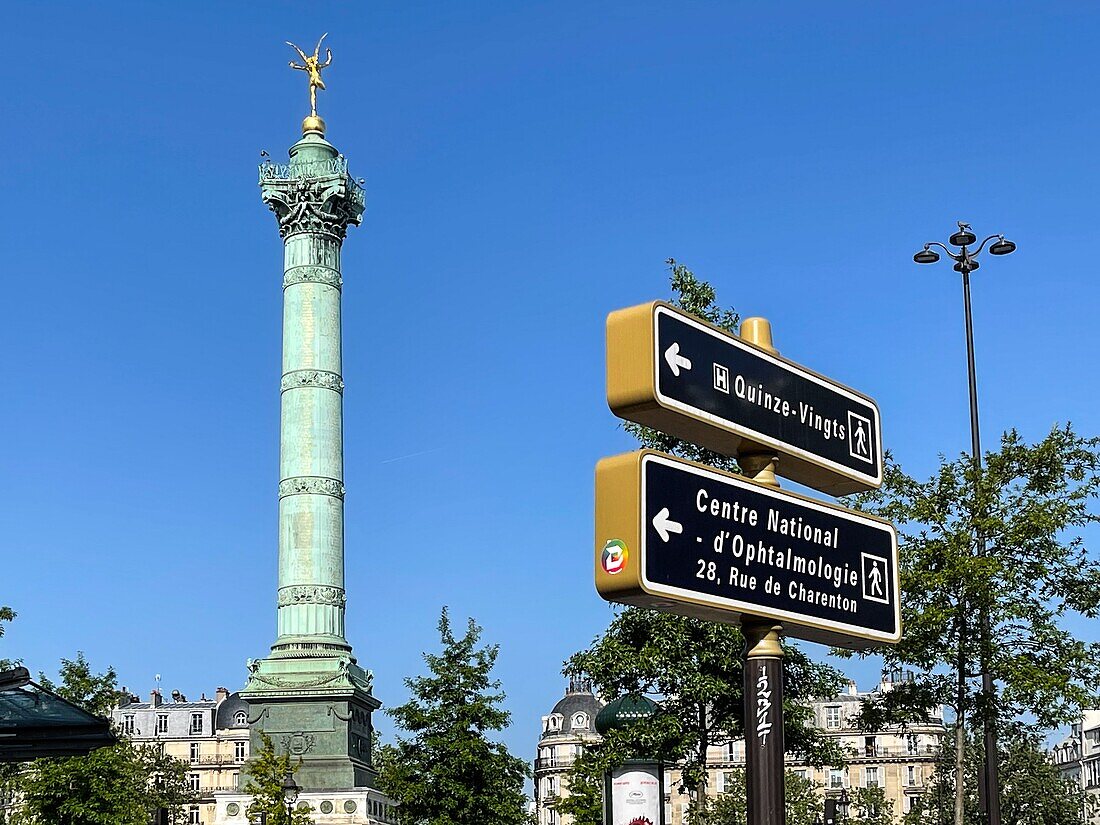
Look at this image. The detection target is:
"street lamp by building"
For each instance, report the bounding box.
[913,221,1017,825]
[281,772,300,823]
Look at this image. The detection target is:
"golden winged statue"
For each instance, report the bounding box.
[287,34,332,117]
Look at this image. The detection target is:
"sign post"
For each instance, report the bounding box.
[598,309,897,824]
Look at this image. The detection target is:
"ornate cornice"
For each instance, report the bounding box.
[279,476,345,499]
[278,585,347,608]
[261,174,364,240]
[281,369,344,393]
[283,265,343,290]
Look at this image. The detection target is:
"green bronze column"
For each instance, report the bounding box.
[269,131,357,655]
[242,104,379,790]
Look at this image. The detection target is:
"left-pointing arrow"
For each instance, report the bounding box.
[652,507,683,542]
[664,342,693,377]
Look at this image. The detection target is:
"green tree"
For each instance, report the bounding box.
[696,769,821,825]
[844,426,1100,825]
[243,731,312,824]
[14,653,193,825]
[849,785,892,825]
[0,606,15,671]
[907,729,1094,825]
[561,261,848,824]
[621,260,741,473]
[377,608,531,825]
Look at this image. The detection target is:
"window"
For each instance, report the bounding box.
[547,776,557,796]
[1087,761,1100,788]
[726,741,742,762]
[122,715,135,735]
[907,733,919,755]
[190,742,200,761]
[234,740,247,762]
[825,706,841,729]
[864,736,877,757]
[188,773,200,791]
[235,710,247,726]
[829,769,845,788]
[572,712,588,729]
[864,767,880,788]
[188,806,200,824]
[190,713,203,735]
[793,768,809,781]
[547,810,558,825]
[156,714,168,734]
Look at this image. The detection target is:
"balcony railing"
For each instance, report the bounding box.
[707,743,936,766]
[535,757,576,770]
[192,754,245,766]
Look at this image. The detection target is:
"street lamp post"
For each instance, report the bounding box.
[913,221,1017,825]
[281,772,300,824]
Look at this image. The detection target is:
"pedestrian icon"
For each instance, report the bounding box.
[861,553,890,605]
[848,411,874,464]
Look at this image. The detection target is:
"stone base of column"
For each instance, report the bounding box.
[242,656,379,790]
[212,786,398,823]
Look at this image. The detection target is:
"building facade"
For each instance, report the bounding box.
[534,673,945,825]
[1051,710,1100,824]
[110,687,251,825]
[533,679,603,825]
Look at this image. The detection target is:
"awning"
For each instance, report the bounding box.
[0,667,116,762]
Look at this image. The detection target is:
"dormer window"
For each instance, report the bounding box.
[572,712,588,729]
[235,710,247,726]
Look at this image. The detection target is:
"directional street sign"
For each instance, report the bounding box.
[607,302,883,495]
[595,450,900,649]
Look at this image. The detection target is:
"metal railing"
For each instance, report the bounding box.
[535,756,576,770]
[259,156,350,182]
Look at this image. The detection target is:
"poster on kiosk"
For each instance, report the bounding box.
[609,765,662,825]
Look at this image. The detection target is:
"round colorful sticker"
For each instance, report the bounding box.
[602,539,628,575]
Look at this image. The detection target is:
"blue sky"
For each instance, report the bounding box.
[3,1,1099,763]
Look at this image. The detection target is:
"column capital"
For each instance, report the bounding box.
[259,135,365,240]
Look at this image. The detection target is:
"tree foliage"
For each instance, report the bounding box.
[0,607,16,671]
[848,785,893,825]
[621,259,741,473]
[243,731,312,825]
[905,729,1094,825]
[842,426,1100,823]
[13,653,193,825]
[694,769,820,825]
[561,261,848,824]
[377,608,531,825]
[847,426,1100,725]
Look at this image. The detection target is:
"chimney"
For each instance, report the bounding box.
[216,687,230,704]
[150,689,162,708]
[847,680,858,696]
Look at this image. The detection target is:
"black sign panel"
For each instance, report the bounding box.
[639,453,898,645]
[653,305,882,493]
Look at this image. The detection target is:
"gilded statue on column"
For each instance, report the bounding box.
[287,34,332,121]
